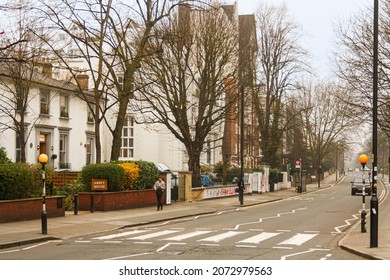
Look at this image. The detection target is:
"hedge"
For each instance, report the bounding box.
[0,163,35,200]
[79,163,125,192]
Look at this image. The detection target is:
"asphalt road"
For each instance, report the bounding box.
[0,172,370,260]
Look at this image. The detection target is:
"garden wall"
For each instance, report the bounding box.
[78,189,161,211]
[0,196,66,223]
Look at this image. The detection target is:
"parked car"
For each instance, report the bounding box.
[351,177,371,195]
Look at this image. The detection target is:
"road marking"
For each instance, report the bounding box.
[105,252,153,260]
[237,232,281,244]
[281,248,330,260]
[320,253,332,260]
[273,246,293,250]
[332,214,359,234]
[104,241,122,244]
[156,243,186,252]
[0,240,62,254]
[233,208,307,230]
[198,231,246,243]
[75,240,91,243]
[128,230,179,240]
[163,231,212,241]
[277,233,317,246]
[93,230,149,240]
[236,245,256,248]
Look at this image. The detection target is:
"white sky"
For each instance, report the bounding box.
[223,0,372,79]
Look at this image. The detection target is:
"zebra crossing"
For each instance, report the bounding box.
[76,228,320,248]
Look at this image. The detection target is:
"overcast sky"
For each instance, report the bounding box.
[223,0,372,79]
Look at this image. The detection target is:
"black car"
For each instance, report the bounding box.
[351,177,371,195]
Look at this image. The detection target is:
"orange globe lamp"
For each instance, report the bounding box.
[359,154,369,167]
[38,153,48,164]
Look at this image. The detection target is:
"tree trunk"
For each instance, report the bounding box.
[94,100,101,163]
[110,96,130,161]
[188,148,202,188]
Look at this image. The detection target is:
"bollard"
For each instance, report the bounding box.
[74,193,78,215]
[361,210,367,233]
[90,193,94,213]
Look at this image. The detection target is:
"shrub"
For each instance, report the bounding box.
[269,168,280,183]
[30,163,55,197]
[132,160,159,190]
[201,165,212,174]
[118,162,140,190]
[79,163,125,192]
[0,147,11,164]
[53,179,84,210]
[0,163,35,200]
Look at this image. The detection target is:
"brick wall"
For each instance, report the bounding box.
[78,189,163,211]
[0,196,66,223]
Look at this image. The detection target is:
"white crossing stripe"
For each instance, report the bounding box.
[237,232,281,244]
[93,230,150,240]
[277,233,317,246]
[164,231,212,241]
[128,230,180,240]
[198,231,246,243]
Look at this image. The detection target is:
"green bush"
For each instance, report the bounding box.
[269,168,280,183]
[132,160,159,190]
[30,163,55,197]
[111,160,159,190]
[0,163,35,200]
[0,147,11,164]
[79,163,125,192]
[53,179,84,210]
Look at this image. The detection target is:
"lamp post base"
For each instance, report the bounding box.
[41,211,47,235]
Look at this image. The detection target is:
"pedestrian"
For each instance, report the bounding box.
[153,177,165,211]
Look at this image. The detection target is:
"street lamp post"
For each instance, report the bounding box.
[359,154,369,233]
[38,153,49,234]
[371,0,379,248]
[239,85,244,206]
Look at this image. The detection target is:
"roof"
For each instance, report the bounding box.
[0,62,95,98]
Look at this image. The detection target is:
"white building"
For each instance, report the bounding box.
[0,64,101,170]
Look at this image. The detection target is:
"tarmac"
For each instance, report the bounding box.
[0,173,389,260]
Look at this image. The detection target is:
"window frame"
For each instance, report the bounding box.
[40,89,50,115]
[120,116,134,159]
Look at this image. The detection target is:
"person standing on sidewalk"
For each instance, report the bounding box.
[153,177,165,211]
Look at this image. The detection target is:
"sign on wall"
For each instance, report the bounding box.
[91,179,108,191]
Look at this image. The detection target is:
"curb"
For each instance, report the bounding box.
[0,236,58,250]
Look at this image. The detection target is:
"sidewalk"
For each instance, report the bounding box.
[0,174,389,260]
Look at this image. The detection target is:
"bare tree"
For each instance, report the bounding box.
[333,1,390,136]
[35,0,198,163]
[135,3,238,186]
[0,1,47,162]
[33,0,125,163]
[297,82,359,171]
[102,0,195,161]
[0,3,28,57]
[253,3,309,168]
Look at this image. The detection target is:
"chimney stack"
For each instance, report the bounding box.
[76,73,89,90]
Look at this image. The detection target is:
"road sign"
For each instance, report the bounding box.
[295,159,301,169]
